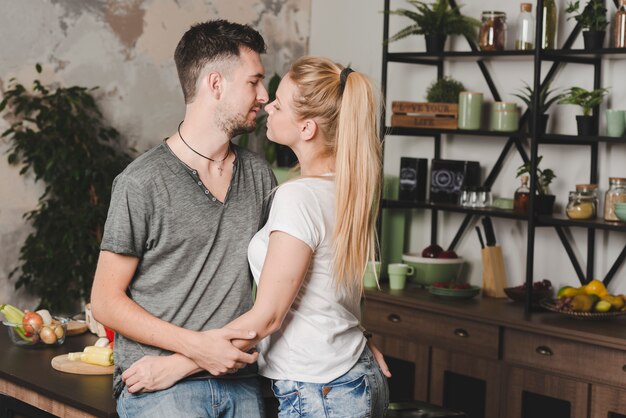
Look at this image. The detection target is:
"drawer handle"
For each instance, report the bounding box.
[536,346,553,356]
[454,328,469,338]
[387,314,401,323]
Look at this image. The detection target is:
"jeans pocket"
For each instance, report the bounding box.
[323,375,370,418]
[271,380,302,416]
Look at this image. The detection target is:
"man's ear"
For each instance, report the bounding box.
[300,119,318,141]
[207,72,223,99]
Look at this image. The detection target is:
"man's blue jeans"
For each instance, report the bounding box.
[270,346,389,417]
[116,376,265,418]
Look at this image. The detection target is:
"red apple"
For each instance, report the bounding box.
[439,250,458,259]
[421,244,444,258]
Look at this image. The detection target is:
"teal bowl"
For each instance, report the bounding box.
[615,206,626,222]
[402,254,464,286]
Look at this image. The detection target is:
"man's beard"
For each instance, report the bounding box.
[217,112,256,139]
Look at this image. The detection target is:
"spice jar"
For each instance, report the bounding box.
[566,186,597,220]
[480,11,507,51]
[604,177,626,221]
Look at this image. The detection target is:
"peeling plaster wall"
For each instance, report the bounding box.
[0,0,309,309]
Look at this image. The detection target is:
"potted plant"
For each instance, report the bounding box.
[0,65,133,313]
[558,86,608,135]
[566,0,609,50]
[512,82,564,134]
[516,155,557,215]
[426,76,466,103]
[385,0,480,53]
[237,73,297,169]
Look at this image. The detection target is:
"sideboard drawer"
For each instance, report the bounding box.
[363,300,499,359]
[503,328,626,388]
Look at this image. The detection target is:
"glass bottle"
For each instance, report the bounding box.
[542,0,558,49]
[514,175,531,213]
[615,0,626,48]
[604,177,626,221]
[480,11,507,51]
[516,3,535,50]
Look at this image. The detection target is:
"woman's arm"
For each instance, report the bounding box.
[121,231,312,393]
[227,230,313,351]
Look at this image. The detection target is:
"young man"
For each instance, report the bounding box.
[90,20,276,417]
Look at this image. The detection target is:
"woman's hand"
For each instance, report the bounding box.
[367,340,392,378]
[122,354,195,393]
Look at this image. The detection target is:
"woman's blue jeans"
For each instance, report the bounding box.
[270,346,389,417]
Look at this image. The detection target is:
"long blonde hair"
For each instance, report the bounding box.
[289,56,382,295]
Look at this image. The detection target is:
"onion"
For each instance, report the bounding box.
[36,309,52,325]
[54,324,65,340]
[22,311,43,335]
[39,326,58,344]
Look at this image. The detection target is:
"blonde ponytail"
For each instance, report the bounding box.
[289,57,382,296]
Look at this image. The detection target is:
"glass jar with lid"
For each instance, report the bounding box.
[604,177,626,221]
[480,11,507,51]
[566,191,597,219]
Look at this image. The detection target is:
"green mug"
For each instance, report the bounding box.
[458,92,483,130]
[364,261,381,288]
[606,109,626,137]
[388,263,415,290]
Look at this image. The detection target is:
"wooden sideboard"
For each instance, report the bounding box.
[363,286,626,418]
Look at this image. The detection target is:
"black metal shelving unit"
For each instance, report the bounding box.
[379,0,626,313]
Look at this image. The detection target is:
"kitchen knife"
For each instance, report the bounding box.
[482,216,496,246]
[475,226,485,249]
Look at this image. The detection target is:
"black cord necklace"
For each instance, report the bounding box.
[177,121,230,176]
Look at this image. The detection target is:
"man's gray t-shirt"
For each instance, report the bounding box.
[100,142,277,397]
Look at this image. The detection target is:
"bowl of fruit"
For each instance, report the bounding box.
[504,280,553,305]
[541,280,626,320]
[402,245,464,287]
[429,281,481,299]
[1,304,68,347]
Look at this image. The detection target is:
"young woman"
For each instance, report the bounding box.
[121,56,390,417]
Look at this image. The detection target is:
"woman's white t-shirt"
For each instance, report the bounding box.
[248,176,366,383]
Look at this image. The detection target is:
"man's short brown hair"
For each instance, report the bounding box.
[174,20,266,103]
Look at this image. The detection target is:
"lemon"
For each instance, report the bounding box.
[583,279,608,298]
[594,300,612,313]
[557,286,584,298]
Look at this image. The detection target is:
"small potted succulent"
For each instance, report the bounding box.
[566,0,609,50]
[512,82,564,134]
[426,76,466,103]
[558,86,609,136]
[517,155,557,215]
[385,0,480,53]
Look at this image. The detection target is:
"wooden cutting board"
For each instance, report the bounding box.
[51,354,114,375]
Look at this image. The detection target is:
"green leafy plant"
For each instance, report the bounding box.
[558,86,609,116]
[0,65,133,312]
[516,155,556,195]
[238,73,281,164]
[426,76,465,103]
[385,0,480,42]
[512,82,564,114]
[566,0,609,31]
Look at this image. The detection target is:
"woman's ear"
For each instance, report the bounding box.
[300,119,318,141]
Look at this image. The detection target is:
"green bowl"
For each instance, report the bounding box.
[615,206,626,222]
[402,254,464,286]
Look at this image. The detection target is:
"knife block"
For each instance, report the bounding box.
[481,246,508,298]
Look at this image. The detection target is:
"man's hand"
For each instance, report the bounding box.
[123,355,191,393]
[182,328,259,376]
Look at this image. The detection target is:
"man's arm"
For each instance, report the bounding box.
[90,250,258,376]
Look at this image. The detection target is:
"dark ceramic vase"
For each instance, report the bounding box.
[535,194,556,215]
[582,30,605,50]
[425,34,447,53]
[529,114,550,135]
[576,115,597,136]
